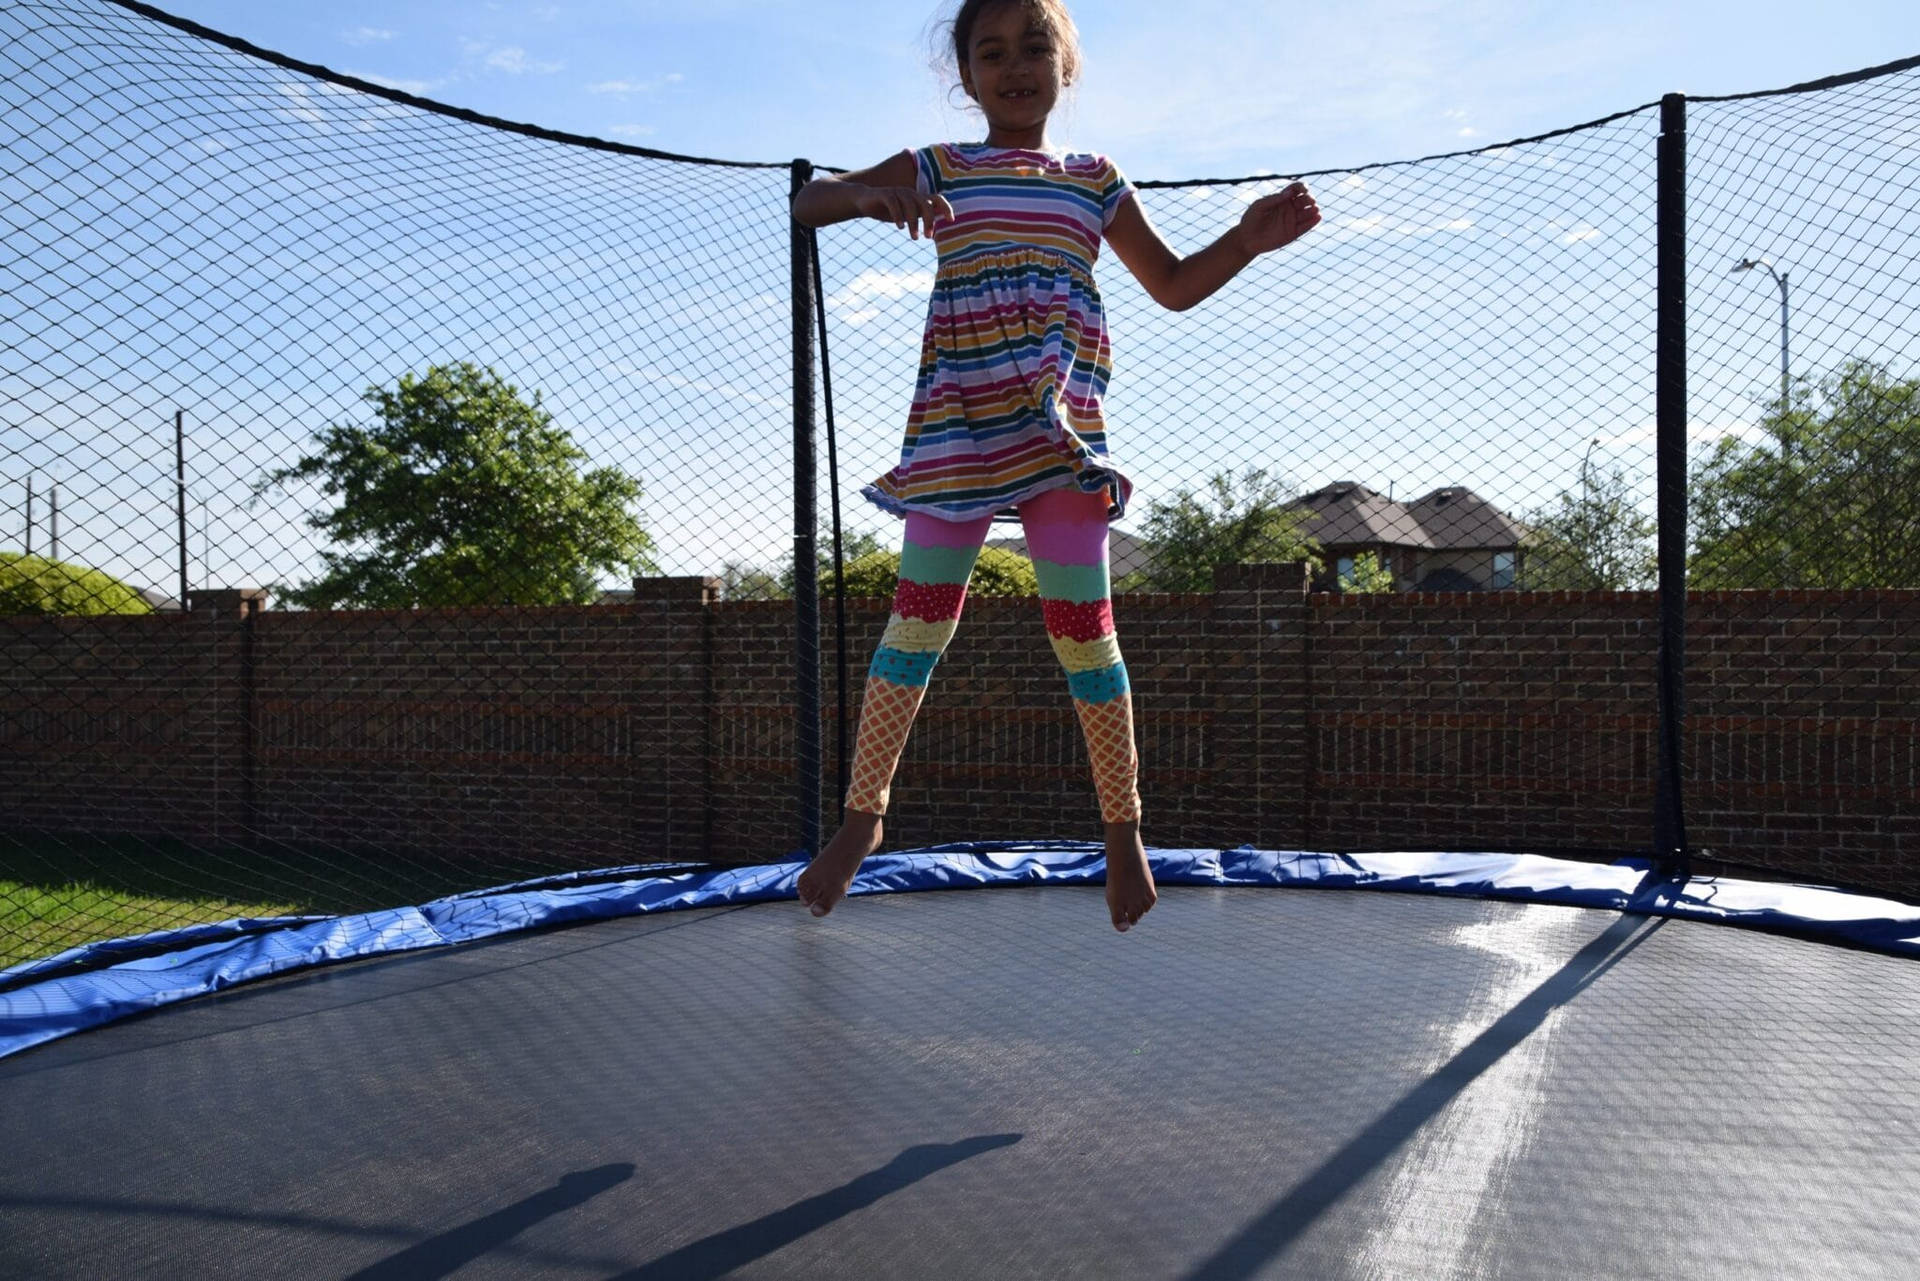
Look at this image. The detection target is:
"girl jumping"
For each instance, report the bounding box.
[791,0,1320,931]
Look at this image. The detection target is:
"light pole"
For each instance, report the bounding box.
[1579,437,1606,588]
[1732,256,1790,412]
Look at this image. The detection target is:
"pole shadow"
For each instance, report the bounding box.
[346,1162,635,1281]
[1182,911,1664,1281]
[610,1133,1023,1280]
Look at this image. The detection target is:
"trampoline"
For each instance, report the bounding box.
[4,845,1920,1279]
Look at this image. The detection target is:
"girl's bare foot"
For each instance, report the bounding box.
[1104,819,1156,932]
[797,809,884,918]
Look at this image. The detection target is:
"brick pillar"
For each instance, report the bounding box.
[1212,562,1313,851]
[187,587,269,618]
[630,576,720,861]
[184,589,266,842]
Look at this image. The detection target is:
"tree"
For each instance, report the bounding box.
[1337,551,1396,594]
[775,529,890,599]
[254,363,657,608]
[718,562,786,601]
[822,545,1039,600]
[1520,457,1656,590]
[1131,468,1321,592]
[0,554,152,616]
[1691,360,1920,589]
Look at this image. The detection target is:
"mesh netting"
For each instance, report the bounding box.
[1,0,794,970]
[1683,67,1920,881]
[808,109,1667,857]
[2,0,1916,976]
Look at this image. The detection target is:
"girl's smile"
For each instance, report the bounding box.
[961,3,1066,149]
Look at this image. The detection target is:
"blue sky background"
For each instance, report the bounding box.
[152,0,1913,179]
[6,2,1916,592]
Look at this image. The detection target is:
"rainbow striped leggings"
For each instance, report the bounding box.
[845,485,1141,824]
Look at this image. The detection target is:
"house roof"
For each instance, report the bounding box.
[966,484,1519,577]
[138,586,183,611]
[1406,487,1527,549]
[1292,483,1433,549]
[1290,482,1522,552]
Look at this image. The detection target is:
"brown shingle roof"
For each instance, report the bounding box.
[1286,483,1522,552]
[1292,483,1433,548]
[1406,487,1526,549]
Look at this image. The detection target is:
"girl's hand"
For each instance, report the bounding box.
[853,186,955,240]
[1234,181,1321,256]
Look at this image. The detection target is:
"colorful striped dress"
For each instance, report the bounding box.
[861,143,1138,523]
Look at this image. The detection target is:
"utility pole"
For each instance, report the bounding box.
[177,410,189,609]
[1732,257,1791,413]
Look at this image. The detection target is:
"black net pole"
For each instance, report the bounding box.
[807,231,851,807]
[174,409,187,609]
[791,159,822,857]
[1654,92,1691,876]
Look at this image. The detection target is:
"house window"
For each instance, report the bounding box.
[1336,556,1354,584]
[1492,551,1516,589]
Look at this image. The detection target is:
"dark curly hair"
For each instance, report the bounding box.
[934,0,1084,100]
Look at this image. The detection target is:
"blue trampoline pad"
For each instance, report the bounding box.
[2,870,1918,1279]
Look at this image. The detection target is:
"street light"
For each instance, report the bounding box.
[1580,435,1601,506]
[1731,256,1790,411]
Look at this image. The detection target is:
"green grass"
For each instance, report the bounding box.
[0,833,582,972]
[0,880,305,968]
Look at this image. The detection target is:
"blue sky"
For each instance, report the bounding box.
[151,0,1915,179]
[8,2,1916,591]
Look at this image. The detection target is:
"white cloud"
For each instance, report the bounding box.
[274,77,422,135]
[346,70,438,96]
[486,46,564,75]
[829,267,935,326]
[1226,175,1285,206]
[1561,225,1602,245]
[608,124,656,138]
[1327,210,1475,241]
[274,82,331,130]
[1592,416,1770,449]
[833,267,935,302]
[531,4,559,18]
[588,74,685,95]
[341,26,395,46]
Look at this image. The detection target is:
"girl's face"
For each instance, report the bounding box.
[960,3,1066,144]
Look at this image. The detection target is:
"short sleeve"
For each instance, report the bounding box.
[912,145,941,197]
[1099,156,1136,229]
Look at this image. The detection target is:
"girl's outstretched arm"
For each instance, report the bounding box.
[1104,181,1321,312]
[791,151,955,239]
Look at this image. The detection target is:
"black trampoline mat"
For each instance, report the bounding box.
[5,885,1920,1280]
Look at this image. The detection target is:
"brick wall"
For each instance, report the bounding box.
[5,577,1915,895]
[3,584,723,869]
[1686,591,1920,890]
[1308,590,1659,854]
[1,610,239,837]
